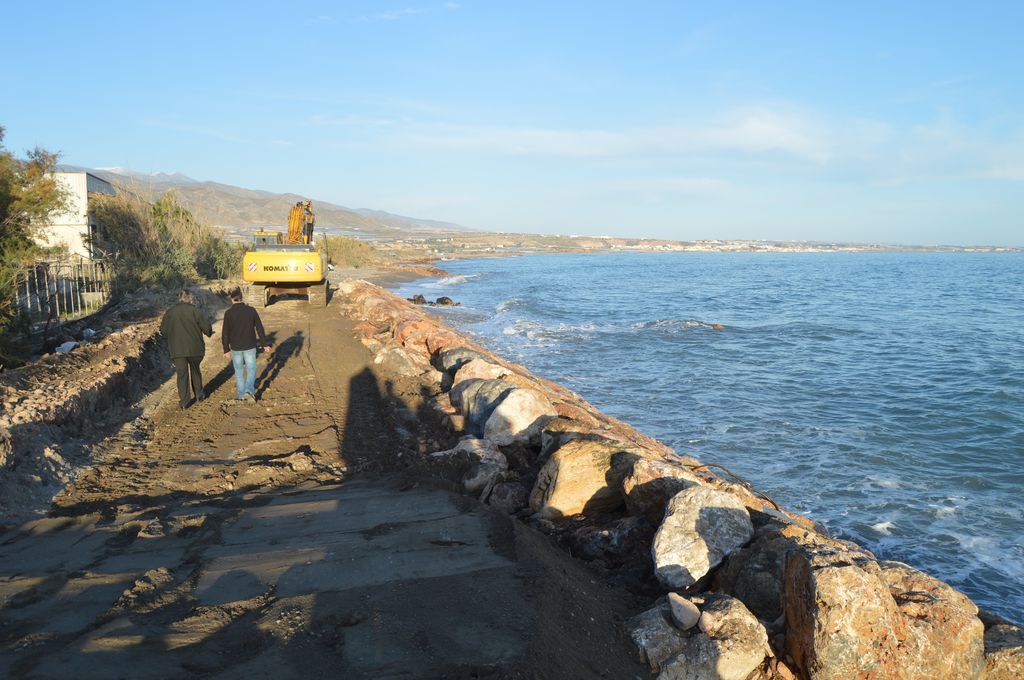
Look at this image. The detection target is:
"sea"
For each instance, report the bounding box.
[395,251,1024,623]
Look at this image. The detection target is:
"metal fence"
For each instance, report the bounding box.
[13,258,112,331]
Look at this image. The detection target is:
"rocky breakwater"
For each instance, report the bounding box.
[0,288,224,524]
[337,279,1023,680]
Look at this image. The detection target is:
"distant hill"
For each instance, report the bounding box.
[59,166,473,236]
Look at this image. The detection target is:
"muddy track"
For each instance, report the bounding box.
[0,295,646,679]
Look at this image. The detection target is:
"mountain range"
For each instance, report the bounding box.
[60,166,473,236]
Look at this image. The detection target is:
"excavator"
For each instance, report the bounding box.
[241,200,329,308]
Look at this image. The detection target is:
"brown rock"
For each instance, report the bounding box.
[487,482,529,514]
[660,593,771,680]
[529,438,634,520]
[568,515,655,560]
[622,456,701,524]
[551,400,603,428]
[374,345,430,377]
[984,619,1024,680]
[784,543,985,680]
[451,358,510,387]
[425,330,463,355]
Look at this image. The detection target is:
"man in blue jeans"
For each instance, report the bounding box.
[221,289,271,401]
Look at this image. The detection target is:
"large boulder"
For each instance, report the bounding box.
[568,515,655,560]
[374,345,430,377]
[714,530,792,623]
[622,457,701,524]
[652,486,753,589]
[658,593,771,680]
[538,418,633,462]
[487,481,530,514]
[482,387,557,446]
[984,618,1024,680]
[0,428,10,468]
[429,437,506,468]
[784,543,985,680]
[438,346,493,375]
[628,595,772,680]
[452,358,510,388]
[455,379,516,437]
[529,438,635,520]
[628,602,689,673]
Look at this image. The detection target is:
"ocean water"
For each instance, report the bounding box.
[396,252,1024,623]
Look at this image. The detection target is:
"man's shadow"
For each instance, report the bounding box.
[255,330,304,399]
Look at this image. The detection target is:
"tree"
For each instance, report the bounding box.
[0,125,70,361]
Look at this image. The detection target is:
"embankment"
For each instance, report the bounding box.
[337,277,1024,680]
[0,288,227,525]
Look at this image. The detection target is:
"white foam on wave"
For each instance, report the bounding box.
[867,475,904,490]
[496,297,527,313]
[434,274,477,284]
[870,521,896,535]
[633,319,715,333]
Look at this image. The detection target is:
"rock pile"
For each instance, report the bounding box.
[344,279,1024,678]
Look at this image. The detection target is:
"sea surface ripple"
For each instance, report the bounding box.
[398,251,1024,622]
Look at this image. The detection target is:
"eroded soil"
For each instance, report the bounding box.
[0,294,646,679]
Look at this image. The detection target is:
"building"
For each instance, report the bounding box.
[37,172,116,259]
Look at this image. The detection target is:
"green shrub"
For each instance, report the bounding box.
[90,191,239,290]
[323,235,390,269]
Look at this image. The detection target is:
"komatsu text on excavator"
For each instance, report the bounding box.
[241,200,329,308]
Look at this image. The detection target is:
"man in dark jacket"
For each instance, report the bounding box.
[160,289,213,409]
[221,288,271,401]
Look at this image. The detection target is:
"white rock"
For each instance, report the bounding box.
[652,486,753,589]
[452,358,510,388]
[482,387,556,446]
[659,593,771,680]
[628,604,688,673]
[55,341,78,353]
[668,592,701,630]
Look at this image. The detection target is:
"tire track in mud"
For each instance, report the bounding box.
[0,298,399,677]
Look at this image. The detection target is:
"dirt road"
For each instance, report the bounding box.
[0,294,646,679]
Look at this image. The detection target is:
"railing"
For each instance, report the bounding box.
[13,258,112,332]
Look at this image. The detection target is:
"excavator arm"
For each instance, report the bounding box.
[285,200,315,245]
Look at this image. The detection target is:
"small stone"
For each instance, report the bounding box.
[667,592,700,630]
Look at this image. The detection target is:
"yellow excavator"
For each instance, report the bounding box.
[241,200,329,308]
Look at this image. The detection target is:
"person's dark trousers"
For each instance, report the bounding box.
[173,356,204,407]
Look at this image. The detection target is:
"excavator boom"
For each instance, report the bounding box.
[286,200,315,245]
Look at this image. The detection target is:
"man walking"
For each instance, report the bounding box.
[160,289,213,409]
[222,288,271,401]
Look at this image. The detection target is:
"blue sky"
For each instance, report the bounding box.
[5,1,1022,245]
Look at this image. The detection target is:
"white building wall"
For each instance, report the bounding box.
[38,172,115,259]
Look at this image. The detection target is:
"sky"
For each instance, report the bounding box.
[4,1,1022,245]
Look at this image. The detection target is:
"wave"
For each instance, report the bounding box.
[870,521,896,535]
[422,274,480,289]
[496,297,529,313]
[632,319,725,333]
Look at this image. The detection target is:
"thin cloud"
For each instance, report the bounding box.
[600,177,733,196]
[395,109,844,162]
[143,118,251,145]
[376,8,423,21]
